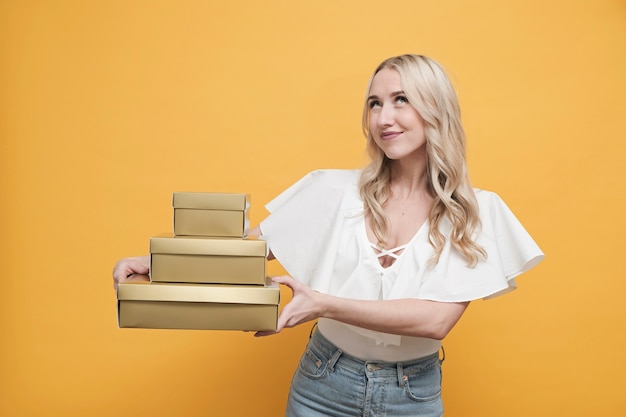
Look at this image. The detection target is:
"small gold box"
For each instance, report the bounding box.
[173,192,249,237]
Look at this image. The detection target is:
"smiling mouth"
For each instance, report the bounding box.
[381,131,401,140]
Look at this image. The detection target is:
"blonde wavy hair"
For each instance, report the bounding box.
[359,54,486,266]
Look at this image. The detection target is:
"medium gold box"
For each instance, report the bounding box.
[117,279,279,331]
[173,192,249,237]
[150,234,266,285]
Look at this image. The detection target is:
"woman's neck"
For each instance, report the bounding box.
[388,156,430,198]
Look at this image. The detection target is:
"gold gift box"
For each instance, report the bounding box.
[150,234,267,285]
[173,192,249,237]
[117,278,279,331]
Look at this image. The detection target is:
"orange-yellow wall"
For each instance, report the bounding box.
[1,1,624,416]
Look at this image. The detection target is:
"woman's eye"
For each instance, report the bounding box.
[395,95,408,104]
[368,100,381,109]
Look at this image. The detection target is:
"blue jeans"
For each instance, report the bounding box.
[286,328,444,417]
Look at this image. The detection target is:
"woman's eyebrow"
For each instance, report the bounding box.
[367,91,405,101]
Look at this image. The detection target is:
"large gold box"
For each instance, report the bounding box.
[173,192,249,237]
[117,279,279,331]
[150,234,266,285]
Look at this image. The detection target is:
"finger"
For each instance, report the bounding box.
[125,274,150,283]
[275,307,290,332]
[129,261,150,276]
[113,261,149,282]
[272,275,297,289]
[113,268,134,285]
[113,267,132,283]
[112,268,126,284]
[271,275,288,284]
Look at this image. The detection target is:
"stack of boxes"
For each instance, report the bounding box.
[117,192,279,331]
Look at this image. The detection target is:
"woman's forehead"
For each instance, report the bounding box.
[370,68,403,93]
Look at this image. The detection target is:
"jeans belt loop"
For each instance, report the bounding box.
[397,362,406,387]
[327,348,342,372]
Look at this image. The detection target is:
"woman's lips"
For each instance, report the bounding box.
[381,131,401,140]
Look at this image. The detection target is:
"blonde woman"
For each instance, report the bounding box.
[114,54,543,416]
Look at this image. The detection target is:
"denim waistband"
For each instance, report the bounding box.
[309,326,442,386]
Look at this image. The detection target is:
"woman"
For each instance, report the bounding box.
[113,54,543,416]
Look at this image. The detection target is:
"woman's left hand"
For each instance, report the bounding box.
[255,275,327,337]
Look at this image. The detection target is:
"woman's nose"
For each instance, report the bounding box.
[377,104,394,127]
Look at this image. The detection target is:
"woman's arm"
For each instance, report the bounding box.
[249,226,466,339]
[256,275,469,340]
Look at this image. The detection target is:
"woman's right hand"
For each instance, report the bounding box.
[112,255,150,289]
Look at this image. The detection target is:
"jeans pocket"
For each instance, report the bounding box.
[297,347,328,380]
[403,363,442,402]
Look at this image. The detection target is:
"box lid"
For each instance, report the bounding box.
[150,234,266,256]
[117,278,279,305]
[173,192,249,210]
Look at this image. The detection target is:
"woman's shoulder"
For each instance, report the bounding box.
[472,188,541,252]
[284,169,361,197]
[473,188,500,201]
[265,169,360,213]
[304,169,361,183]
[473,188,509,213]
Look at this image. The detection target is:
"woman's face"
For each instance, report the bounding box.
[367,68,426,162]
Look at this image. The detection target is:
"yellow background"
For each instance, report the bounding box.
[1,1,624,416]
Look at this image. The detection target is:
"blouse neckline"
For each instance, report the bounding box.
[360,214,429,271]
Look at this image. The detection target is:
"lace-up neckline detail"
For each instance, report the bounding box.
[369,242,409,260]
[363,215,429,270]
[368,241,412,269]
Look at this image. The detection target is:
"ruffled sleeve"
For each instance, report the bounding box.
[260,169,362,293]
[416,190,544,302]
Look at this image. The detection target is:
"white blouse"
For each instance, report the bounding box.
[260,169,544,361]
